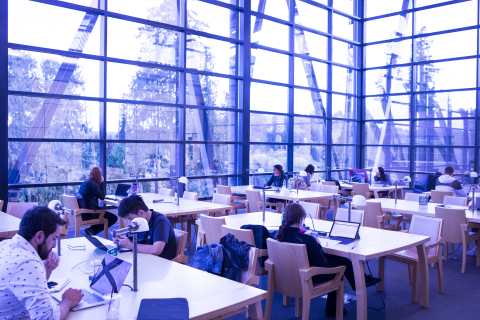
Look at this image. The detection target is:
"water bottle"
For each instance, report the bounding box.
[287,179,292,191]
[283,180,286,189]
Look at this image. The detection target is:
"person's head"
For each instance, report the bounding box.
[18,206,66,260]
[276,203,306,242]
[118,194,151,222]
[377,167,386,179]
[434,171,442,175]
[444,166,454,176]
[213,158,218,167]
[273,164,283,177]
[305,164,315,176]
[89,167,102,188]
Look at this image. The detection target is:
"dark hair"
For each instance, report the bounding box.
[434,171,442,175]
[445,166,454,175]
[118,194,149,218]
[273,164,283,175]
[304,164,315,176]
[89,167,102,188]
[378,167,386,181]
[276,203,306,242]
[19,206,67,241]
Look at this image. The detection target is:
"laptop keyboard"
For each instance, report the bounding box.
[81,290,104,304]
[328,236,355,245]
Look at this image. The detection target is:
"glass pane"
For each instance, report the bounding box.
[295,2,328,33]
[186,144,240,176]
[60,0,99,7]
[7,186,80,206]
[107,181,171,195]
[365,0,411,18]
[365,14,412,43]
[294,58,327,90]
[108,18,179,67]
[416,91,476,118]
[365,39,412,68]
[250,114,288,143]
[108,0,181,26]
[107,143,179,180]
[107,62,180,103]
[331,170,349,180]
[187,35,236,75]
[107,103,179,141]
[8,141,99,184]
[415,59,476,92]
[333,0,356,16]
[186,74,238,109]
[414,30,476,62]
[9,96,100,139]
[332,95,357,119]
[251,82,288,113]
[415,119,475,146]
[416,0,454,7]
[186,109,240,142]
[294,146,326,172]
[9,49,101,98]
[415,2,477,35]
[332,66,357,94]
[415,147,475,173]
[251,19,289,51]
[250,145,287,173]
[188,177,240,198]
[294,89,327,116]
[251,49,289,83]
[187,0,239,38]
[331,145,355,169]
[365,121,410,145]
[294,117,327,144]
[252,0,288,20]
[295,29,328,60]
[9,0,101,55]
[333,13,356,41]
[332,121,356,144]
[332,40,357,66]
[365,146,410,170]
[365,95,411,120]
[365,66,411,95]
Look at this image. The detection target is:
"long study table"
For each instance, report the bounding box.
[339,183,406,199]
[226,185,336,202]
[0,211,21,238]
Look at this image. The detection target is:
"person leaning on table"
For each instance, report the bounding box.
[0,207,83,320]
[114,194,177,259]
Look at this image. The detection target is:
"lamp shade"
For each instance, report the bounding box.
[178,176,188,184]
[257,168,265,173]
[351,195,367,206]
[403,176,412,182]
[130,217,149,233]
[48,200,62,211]
[299,170,307,177]
[471,172,478,178]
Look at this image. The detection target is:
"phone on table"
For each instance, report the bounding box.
[152,199,164,203]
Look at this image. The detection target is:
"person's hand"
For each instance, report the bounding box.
[101,176,104,182]
[44,251,59,272]
[62,288,83,307]
[114,235,131,249]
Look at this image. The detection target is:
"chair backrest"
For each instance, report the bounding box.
[63,194,80,210]
[266,238,309,298]
[335,208,364,226]
[431,190,452,204]
[221,225,255,245]
[407,215,443,256]
[443,196,467,206]
[0,200,4,212]
[321,181,336,186]
[159,188,174,196]
[349,169,369,183]
[200,215,226,244]
[425,174,441,192]
[352,183,371,198]
[310,183,322,192]
[183,191,199,201]
[320,185,338,194]
[212,194,231,206]
[298,201,321,220]
[173,229,188,263]
[6,202,38,219]
[239,247,260,285]
[434,207,466,244]
[358,202,382,228]
[405,193,422,202]
[245,190,262,212]
[217,185,233,196]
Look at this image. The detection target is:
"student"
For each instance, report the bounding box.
[0,207,83,320]
[301,164,315,187]
[374,167,392,198]
[275,203,381,317]
[266,164,288,188]
[436,166,467,197]
[78,167,118,236]
[114,194,176,260]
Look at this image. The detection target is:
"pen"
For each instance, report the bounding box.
[351,245,356,250]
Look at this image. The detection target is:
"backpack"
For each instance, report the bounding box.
[293,178,307,190]
[351,173,365,183]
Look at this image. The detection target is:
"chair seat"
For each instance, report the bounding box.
[312,279,335,290]
[391,250,437,261]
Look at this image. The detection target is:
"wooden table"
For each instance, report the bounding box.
[55,238,266,320]
[220,212,431,320]
[0,212,21,238]
[340,183,406,199]
[226,185,336,202]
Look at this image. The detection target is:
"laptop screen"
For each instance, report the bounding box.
[254,177,264,188]
[90,255,132,294]
[329,220,360,239]
[115,183,131,196]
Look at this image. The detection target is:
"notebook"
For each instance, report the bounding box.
[84,233,131,253]
[137,298,189,320]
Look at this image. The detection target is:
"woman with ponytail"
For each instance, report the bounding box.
[275,203,381,317]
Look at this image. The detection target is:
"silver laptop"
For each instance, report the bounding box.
[327,220,361,245]
[253,177,271,189]
[53,255,132,311]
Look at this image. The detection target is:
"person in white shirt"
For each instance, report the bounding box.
[0,206,83,320]
[435,166,467,197]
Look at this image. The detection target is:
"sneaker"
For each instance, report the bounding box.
[326,307,347,317]
[467,246,477,257]
[365,274,382,287]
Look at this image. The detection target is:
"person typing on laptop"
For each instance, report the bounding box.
[0,207,83,320]
[114,194,176,259]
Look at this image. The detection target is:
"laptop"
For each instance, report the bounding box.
[84,233,132,253]
[253,177,272,189]
[327,220,361,245]
[53,255,132,311]
[105,183,131,200]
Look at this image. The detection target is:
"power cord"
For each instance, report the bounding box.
[348,260,386,311]
[71,260,93,275]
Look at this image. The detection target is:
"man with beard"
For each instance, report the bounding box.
[0,206,84,319]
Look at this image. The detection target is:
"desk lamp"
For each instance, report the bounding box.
[48,200,69,256]
[470,172,478,212]
[113,218,149,292]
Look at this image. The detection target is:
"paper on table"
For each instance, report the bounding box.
[318,238,341,248]
[48,278,70,293]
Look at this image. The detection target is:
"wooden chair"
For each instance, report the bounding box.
[172,229,188,265]
[334,208,364,225]
[299,201,321,220]
[359,202,402,230]
[6,202,38,219]
[0,200,4,212]
[62,195,108,239]
[183,191,199,201]
[379,215,444,302]
[245,190,283,213]
[265,238,346,320]
[321,181,336,186]
[209,194,232,217]
[430,190,452,204]
[310,183,322,192]
[435,207,480,273]
[402,193,424,230]
[443,196,467,207]
[217,185,246,215]
[320,185,338,194]
[198,215,226,246]
[351,183,373,198]
[159,188,174,196]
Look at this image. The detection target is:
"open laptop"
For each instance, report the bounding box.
[105,183,131,201]
[253,177,272,189]
[84,233,132,253]
[327,220,361,245]
[53,255,132,311]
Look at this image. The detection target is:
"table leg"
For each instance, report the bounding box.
[397,188,404,200]
[352,258,368,320]
[247,301,264,320]
[416,243,429,308]
[373,190,379,199]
